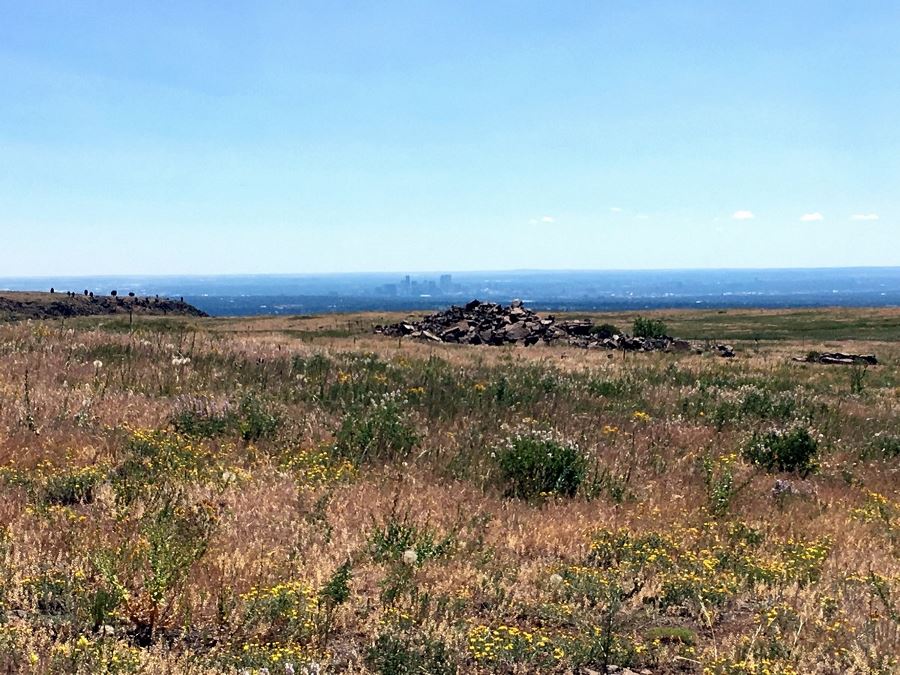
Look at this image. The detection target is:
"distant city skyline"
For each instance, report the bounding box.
[2,3,898,274]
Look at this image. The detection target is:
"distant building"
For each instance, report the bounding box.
[386,274,457,297]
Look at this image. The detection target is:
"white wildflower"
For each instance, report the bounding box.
[402,548,418,565]
[92,360,103,369]
[549,573,564,587]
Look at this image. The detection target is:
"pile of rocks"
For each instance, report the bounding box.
[375,299,551,346]
[375,299,701,353]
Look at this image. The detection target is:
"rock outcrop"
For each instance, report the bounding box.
[0,292,207,321]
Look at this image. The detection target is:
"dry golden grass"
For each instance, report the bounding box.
[0,310,897,674]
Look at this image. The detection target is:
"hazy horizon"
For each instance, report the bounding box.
[4,267,899,316]
[3,264,900,281]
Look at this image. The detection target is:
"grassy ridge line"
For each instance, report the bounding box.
[82,306,898,342]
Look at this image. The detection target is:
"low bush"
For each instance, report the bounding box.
[171,398,234,438]
[368,628,457,675]
[587,376,634,399]
[237,393,280,441]
[632,316,668,338]
[742,427,819,476]
[495,431,587,500]
[861,434,900,460]
[643,626,697,646]
[369,513,455,565]
[43,466,106,505]
[334,395,417,464]
[171,393,279,441]
[702,454,736,517]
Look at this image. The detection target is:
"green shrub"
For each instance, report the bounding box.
[114,429,221,504]
[334,396,417,464]
[496,431,587,500]
[171,400,235,438]
[632,316,668,338]
[171,393,279,441]
[643,626,697,646]
[22,568,76,618]
[43,466,106,505]
[320,559,353,607]
[861,434,900,460]
[142,499,218,608]
[368,629,457,675]
[742,427,819,476]
[587,376,634,399]
[85,551,128,630]
[702,454,735,517]
[369,513,455,565]
[292,352,335,400]
[486,365,564,408]
[239,578,318,646]
[237,393,280,441]
[849,363,868,395]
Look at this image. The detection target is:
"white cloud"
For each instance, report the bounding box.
[732,210,754,220]
[635,213,650,220]
[610,207,624,213]
[851,213,879,221]
[800,212,824,222]
[541,215,556,223]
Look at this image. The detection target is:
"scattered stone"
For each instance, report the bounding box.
[670,339,692,352]
[772,478,798,498]
[375,300,705,354]
[794,351,877,365]
[715,344,735,358]
[771,478,815,499]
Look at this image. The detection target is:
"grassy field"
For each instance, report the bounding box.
[0,308,898,674]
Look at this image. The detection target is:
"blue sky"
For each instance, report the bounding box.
[1,1,898,275]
